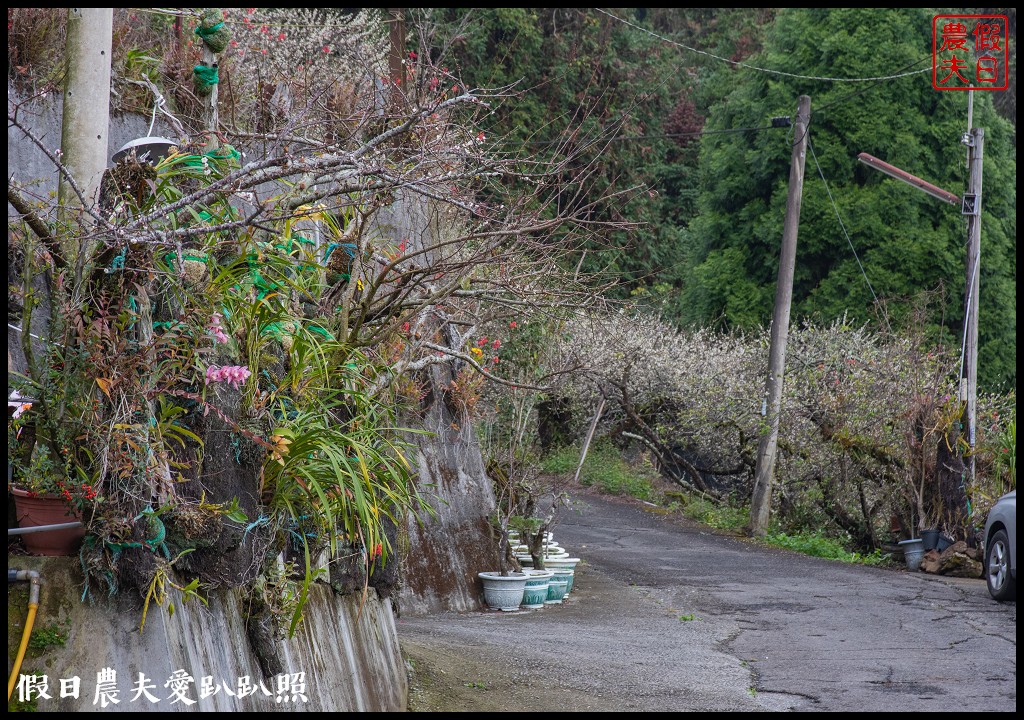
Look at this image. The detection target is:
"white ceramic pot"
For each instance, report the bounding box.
[478,571,528,611]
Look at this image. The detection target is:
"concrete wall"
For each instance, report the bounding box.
[369,196,501,617]
[399,376,501,616]
[7,556,406,712]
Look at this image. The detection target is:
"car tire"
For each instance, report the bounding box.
[985,528,1015,601]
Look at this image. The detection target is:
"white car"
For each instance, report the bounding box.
[983,490,1016,601]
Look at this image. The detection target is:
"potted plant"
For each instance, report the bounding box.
[491,449,573,573]
[479,506,527,611]
[477,454,533,611]
[8,400,97,555]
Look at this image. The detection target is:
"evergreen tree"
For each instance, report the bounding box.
[429,8,696,307]
[681,8,1016,390]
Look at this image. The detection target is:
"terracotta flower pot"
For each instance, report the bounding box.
[10,487,85,556]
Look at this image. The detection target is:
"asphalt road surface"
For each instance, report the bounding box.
[397,491,1016,712]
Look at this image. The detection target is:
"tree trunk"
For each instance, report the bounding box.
[935,434,970,543]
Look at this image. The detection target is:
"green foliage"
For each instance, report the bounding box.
[8,696,38,713]
[260,337,433,635]
[433,8,697,304]
[539,446,579,475]
[541,439,658,501]
[675,494,750,532]
[682,8,1017,391]
[763,531,890,565]
[28,624,68,652]
[993,411,1016,489]
[138,549,209,634]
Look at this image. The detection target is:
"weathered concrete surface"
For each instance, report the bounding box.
[7,556,407,712]
[9,81,169,203]
[398,371,500,617]
[371,191,501,618]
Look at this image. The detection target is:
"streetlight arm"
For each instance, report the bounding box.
[856,153,960,206]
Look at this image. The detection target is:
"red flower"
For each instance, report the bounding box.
[478,337,488,346]
[509,321,517,329]
[323,45,331,54]
[492,339,501,349]
[408,50,418,60]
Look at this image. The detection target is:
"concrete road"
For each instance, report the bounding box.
[397,491,1016,712]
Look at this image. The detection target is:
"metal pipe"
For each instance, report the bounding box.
[8,569,42,702]
[8,521,84,536]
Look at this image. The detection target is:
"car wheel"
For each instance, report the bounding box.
[985,528,1015,601]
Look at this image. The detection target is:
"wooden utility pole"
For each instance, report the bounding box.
[201,41,220,152]
[962,126,983,484]
[749,94,811,537]
[387,8,407,105]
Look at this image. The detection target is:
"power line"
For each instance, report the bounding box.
[807,138,889,331]
[814,57,935,115]
[595,8,934,83]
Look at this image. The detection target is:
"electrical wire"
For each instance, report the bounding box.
[807,138,889,332]
[958,250,980,393]
[814,57,935,116]
[595,8,934,83]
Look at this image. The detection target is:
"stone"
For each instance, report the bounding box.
[920,540,982,578]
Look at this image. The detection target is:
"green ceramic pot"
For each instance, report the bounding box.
[544,575,569,604]
[521,569,554,609]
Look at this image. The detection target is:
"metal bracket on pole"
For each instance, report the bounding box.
[961,193,979,216]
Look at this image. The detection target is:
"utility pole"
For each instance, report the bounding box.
[201,42,219,152]
[387,8,407,106]
[961,125,983,485]
[57,8,112,286]
[856,110,978,538]
[749,94,810,538]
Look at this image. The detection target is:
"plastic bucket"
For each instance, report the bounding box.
[899,538,925,571]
